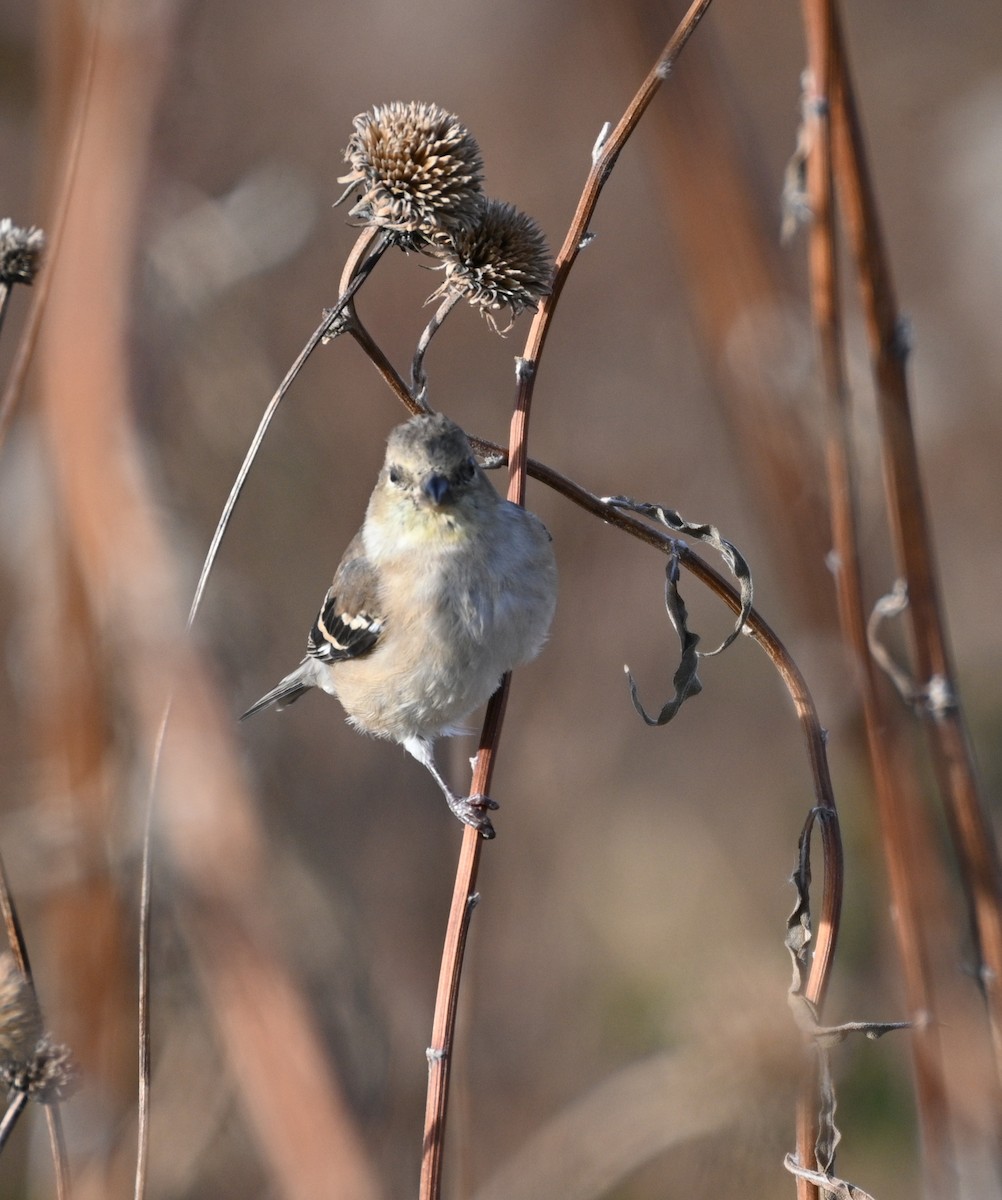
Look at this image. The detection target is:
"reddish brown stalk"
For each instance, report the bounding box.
[418,683,509,1198]
[417,3,716,1194]
[510,0,713,488]
[829,8,1002,1080]
[800,3,953,1195]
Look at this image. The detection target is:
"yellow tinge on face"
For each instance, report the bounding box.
[366,486,473,562]
[396,495,468,543]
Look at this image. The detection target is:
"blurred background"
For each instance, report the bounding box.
[1,0,1001,1197]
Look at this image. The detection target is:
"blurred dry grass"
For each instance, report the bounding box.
[0,1,1001,1197]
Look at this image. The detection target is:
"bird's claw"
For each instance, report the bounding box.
[448,793,499,839]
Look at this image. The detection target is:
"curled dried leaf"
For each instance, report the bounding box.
[603,496,753,656]
[623,540,703,727]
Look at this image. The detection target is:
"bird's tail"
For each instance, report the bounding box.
[240,666,312,720]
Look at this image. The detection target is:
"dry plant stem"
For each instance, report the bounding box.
[417,12,723,1184]
[0,1091,28,1156]
[412,292,462,400]
[0,285,11,342]
[829,10,1002,1074]
[419,681,510,1200]
[509,0,713,483]
[389,6,831,1192]
[134,707,165,1200]
[801,4,952,1195]
[186,224,387,628]
[47,1104,71,1200]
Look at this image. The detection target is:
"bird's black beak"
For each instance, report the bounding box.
[422,472,452,506]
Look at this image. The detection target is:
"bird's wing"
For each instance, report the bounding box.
[306,532,384,664]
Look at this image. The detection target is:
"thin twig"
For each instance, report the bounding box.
[135,223,389,1200]
[186,225,388,630]
[133,702,168,1200]
[509,0,715,487]
[348,310,428,415]
[419,681,509,1198]
[45,1104,71,1200]
[0,284,11,344]
[0,1091,28,1156]
[412,292,462,405]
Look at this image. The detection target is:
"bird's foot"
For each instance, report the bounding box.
[447,792,499,839]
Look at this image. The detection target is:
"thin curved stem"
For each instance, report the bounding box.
[411,292,462,406]
[508,0,713,489]
[186,224,388,631]
[346,309,430,417]
[0,1091,28,1156]
[133,702,169,1200]
[0,284,11,344]
[45,1104,71,1200]
[135,223,389,1200]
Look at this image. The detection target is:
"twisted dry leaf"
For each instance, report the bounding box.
[601,497,752,727]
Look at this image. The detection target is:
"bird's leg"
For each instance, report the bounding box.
[403,737,498,839]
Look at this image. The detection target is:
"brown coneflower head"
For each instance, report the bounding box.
[0,219,45,286]
[338,102,484,243]
[431,199,552,330]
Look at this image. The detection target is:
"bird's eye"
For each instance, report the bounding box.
[388,466,402,486]
[457,456,476,483]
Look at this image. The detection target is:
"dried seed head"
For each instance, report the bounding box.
[431,199,552,330]
[0,953,42,1066]
[0,219,46,286]
[338,102,484,241]
[1,1035,78,1103]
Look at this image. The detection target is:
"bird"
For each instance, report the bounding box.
[241,411,557,838]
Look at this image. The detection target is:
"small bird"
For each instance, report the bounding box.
[242,412,557,837]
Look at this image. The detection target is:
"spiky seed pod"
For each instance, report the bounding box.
[337,102,484,242]
[1,1035,78,1103]
[0,219,46,286]
[431,199,552,330]
[0,953,42,1067]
